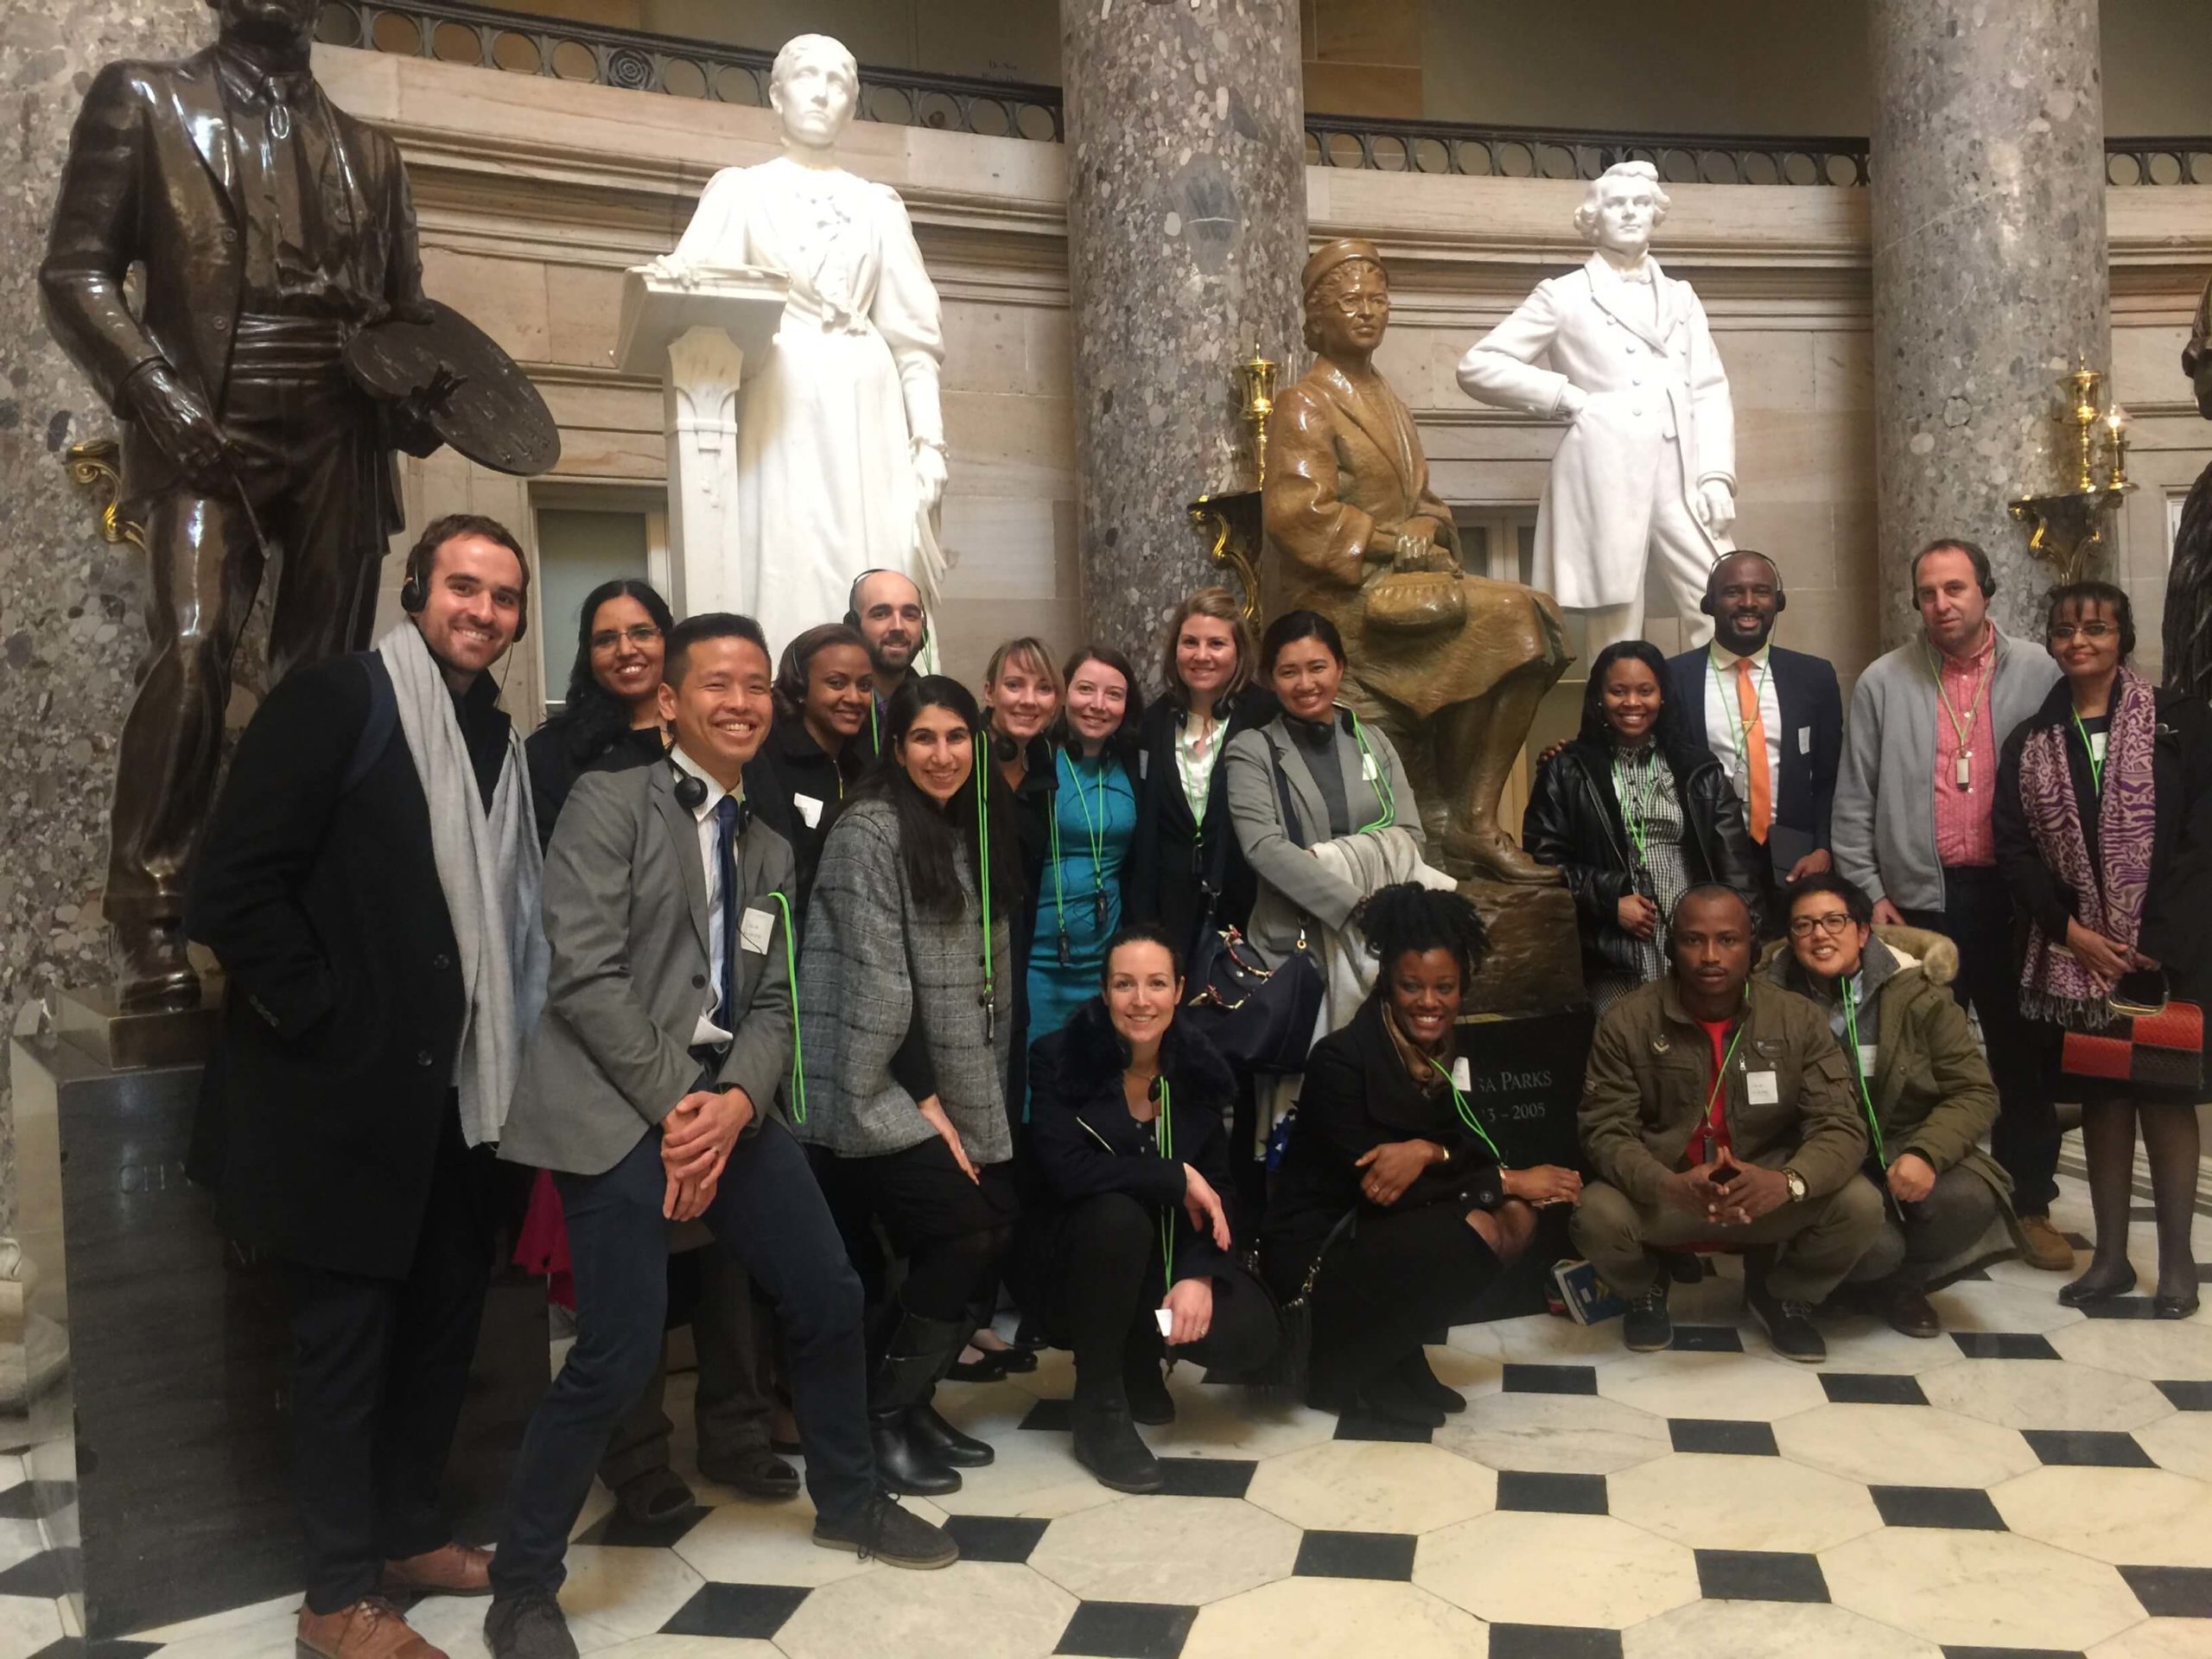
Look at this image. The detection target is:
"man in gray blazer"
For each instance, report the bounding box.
[485,614,954,1659]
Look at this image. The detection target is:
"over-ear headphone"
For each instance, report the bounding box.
[1911,538,1998,601]
[670,758,751,830]
[401,539,530,643]
[991,731,1020,766]
[845,568,929,653]
[1700,550,1787,618]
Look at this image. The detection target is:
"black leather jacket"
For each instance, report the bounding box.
[1522,738,1771,982]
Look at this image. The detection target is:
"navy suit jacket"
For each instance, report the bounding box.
[1666,643,1843,866]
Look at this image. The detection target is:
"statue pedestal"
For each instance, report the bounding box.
[617,264,789,618]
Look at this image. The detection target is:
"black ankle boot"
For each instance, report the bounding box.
[907,1402,995,1468]
[1395,1349,1466,1414]
[870,1407,961,1497]
[1072,1395,1162,1493]
[868,1305,976,1496]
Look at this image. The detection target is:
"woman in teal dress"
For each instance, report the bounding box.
[1027,646,1145,1061]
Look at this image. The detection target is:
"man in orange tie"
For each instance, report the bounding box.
[1667,551,1842,905]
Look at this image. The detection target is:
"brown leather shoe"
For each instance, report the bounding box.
[382,1542,493,1598]
[1878,1281,1942,1338]
[2018,1215,2077,1274]
[297,1596,446,1658]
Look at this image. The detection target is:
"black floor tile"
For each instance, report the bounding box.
[2022,1429,2156,1468]
[1496,1470,1608,1515]
[1951,1332,2060,1360]
[1055,1599,1201,1658]
[2120,1563,2212,1618]
[1941,1648,2083,1658]
[1020,1397,1073,1431]
[32,1643,160,1659]
[1869,1485,2007,1530]
[1669,1325,1745,1353]
[1292,1529,1418,1581]
[575,1503,712,1549]
[1332,1411,1433,1444]
[1502,1363,1599,1395]
[1488,1624,1623,1658]
[0,1480,73,1521]
[2081,1299,2162,1320]
[2158,1381,2212,1410]
[660,1582,810,1640]
[944,1513,1051,1563]
[1154,1457,1256,1499]
[1695,1548,1830,1603]
[1821,1372,1929,1406]
[1669,1418,1779,1456]
[0,1549,79,1599]
[2064,1231,2094,1249]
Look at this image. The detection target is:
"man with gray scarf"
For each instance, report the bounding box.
[189,514,545,1659]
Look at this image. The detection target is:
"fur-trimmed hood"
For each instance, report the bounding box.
[1759,922,1957,991]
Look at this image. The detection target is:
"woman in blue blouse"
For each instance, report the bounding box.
[1027,646,1144,1055]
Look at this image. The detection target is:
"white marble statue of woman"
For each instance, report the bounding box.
[1457,161,1735,651]
[652,33,948,653]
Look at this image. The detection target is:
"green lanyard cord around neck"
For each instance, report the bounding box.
[1700,1014,1749,1155]
[1710,652,1769,776]
[1153,1077,1176,1300]
[1425,1055,1504,1167]
[974,750,995,1043]
[2071,709,2106,799]
[767,891,805,1124]
[1049,747,1111,940]
[1614,746,1662,866]
[1840,976,1884,1166]
[1351,716,1396,834]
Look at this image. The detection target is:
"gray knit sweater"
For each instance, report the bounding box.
[793,797,1014,1162]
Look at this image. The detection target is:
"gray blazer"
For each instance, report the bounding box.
[1831,627,2059,914]
[499,761,797,1178]
[1224,710,1421,962]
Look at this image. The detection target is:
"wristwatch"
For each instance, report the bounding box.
[1783,1167,1808,1203]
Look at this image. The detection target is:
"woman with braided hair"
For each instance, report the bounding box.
[1262,884,1585,1426]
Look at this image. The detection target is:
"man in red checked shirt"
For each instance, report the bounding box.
[1573,886,1884,1360]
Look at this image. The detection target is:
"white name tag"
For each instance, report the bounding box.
[1361,750,1379,782]
[1451,1057,1471,1090]
[793,793,823,830]
[1745,1069,1780,1106]
[1859,1044,1879,1077]
[1139,750,1151,780]
[1798,725,1813,755]
[1154,1306,1175,1338]
[739,906,775,955]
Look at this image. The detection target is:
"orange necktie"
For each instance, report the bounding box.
[1735,657,1772,843]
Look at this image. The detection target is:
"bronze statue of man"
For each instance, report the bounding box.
[1264,238,1570,881]
[41,0,443,1008]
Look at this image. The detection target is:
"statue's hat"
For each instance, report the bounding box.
[1301,237,1387,299]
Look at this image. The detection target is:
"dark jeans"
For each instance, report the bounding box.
[285,1114,493,1614]
[814,1136,1016,1324]
[493,1119,870,1597]
[1053,1193,1280,1394]
[1904,865,2059,1214]
[599,1250,773,1490]
[1845,1165,2004,1287]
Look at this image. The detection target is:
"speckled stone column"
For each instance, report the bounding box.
[1060,0,1306,662]
[1869,0,2111,645]
[0,0,211,1225]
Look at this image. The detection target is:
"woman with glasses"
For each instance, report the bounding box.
[1995,582,2212,1316]
[1522,639,1768,1010]
[524,579,675,849]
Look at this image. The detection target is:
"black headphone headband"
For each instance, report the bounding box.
[1700,550,1788,617]
[399,538,529,643]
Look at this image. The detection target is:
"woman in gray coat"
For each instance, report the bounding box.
[797,676,1019,1496]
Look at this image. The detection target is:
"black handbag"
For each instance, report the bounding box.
[1267,1208,1358,1399]
[1180,733,1325,1074]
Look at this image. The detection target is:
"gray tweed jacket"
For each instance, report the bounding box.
[794,797,1014,1163]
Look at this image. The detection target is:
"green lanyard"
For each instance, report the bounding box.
[1351,716,1396,834]
[1048,748,1112,941]
[1709,652,1769,784]
[2070,710,2106,800]
[1839,976,1883,1165]
[766,891,805,1124]
[1154,1077,1176,1300]
[975,750,995,1045]
[1613,747,1662,866]
[1699,1020,1748,1159]
[1425,1056,1504,1166]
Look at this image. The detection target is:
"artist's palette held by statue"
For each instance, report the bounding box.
[346,300,561,476]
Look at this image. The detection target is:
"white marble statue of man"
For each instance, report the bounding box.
[652,33,949,653]
[1457,161,1736,650]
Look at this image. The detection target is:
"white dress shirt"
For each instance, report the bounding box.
[672,746,741,1049]
[1702,642,1783,816]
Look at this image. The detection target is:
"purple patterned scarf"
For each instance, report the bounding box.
[2018,668,2159,1027]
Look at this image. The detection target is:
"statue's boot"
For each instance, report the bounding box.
[1444,820,1552,884]
[114,916,204,1011]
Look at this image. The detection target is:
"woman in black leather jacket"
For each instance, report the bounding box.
[1523,640,1768,1007]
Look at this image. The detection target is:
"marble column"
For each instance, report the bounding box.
[1060,0,1306,660]
[1869,0,2111,645]
[0,1,211,1228]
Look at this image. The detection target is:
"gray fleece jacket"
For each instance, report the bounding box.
[1831,628,2059,913]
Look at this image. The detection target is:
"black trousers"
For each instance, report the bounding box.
[598,1250,774,1490]
[1904,865,2059,1215]
[284,1113,493,1614]
[814,1136,1016,1324]
[1052,1193,1280,1394]
[493,1119,872,1598]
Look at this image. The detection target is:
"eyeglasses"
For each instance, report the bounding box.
[590,625,661,651]
[2047,622,2118,642]
[1788,913,1856,938]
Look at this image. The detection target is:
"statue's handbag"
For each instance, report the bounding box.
[1363,569,1465,634]
[2059,972,2205,1095]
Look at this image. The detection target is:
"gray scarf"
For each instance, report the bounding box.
[376,623,549,1147]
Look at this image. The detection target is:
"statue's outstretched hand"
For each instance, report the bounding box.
[125,361,229,489]
[914,442,949,512]
[1695,479,1738,537]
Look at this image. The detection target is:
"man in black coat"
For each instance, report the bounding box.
[188,514,537,1659]
[1667,551,1843,892]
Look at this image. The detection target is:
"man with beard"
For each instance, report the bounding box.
[1667,551,1843,895]
[845,567,927,762]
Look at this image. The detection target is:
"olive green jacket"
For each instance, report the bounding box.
[1580,974,1866,1208]
[1760,925,2012,1207]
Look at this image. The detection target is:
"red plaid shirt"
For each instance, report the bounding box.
[1932,627,1998,868]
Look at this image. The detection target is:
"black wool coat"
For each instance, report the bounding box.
[1125,687,1277,969]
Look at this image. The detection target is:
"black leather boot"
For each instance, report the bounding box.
[1071,1391,1162,1494]
[868,1306,973,1497]
[907,1402,995,1468]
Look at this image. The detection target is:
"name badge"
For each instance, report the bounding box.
[1451,1057,1471,1090]
[1745,1070,1780,1106]
[1138,750,1150,780]
[793,792,823,830]
[1859,1044,1879,1077]
[739,906,775,955]
[1361,750,1379,782]
[1797,725,1813,755]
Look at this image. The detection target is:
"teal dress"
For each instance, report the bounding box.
[1026,747,1138,1068]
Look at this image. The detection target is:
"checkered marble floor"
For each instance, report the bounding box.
[14,1156,2212,1659]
